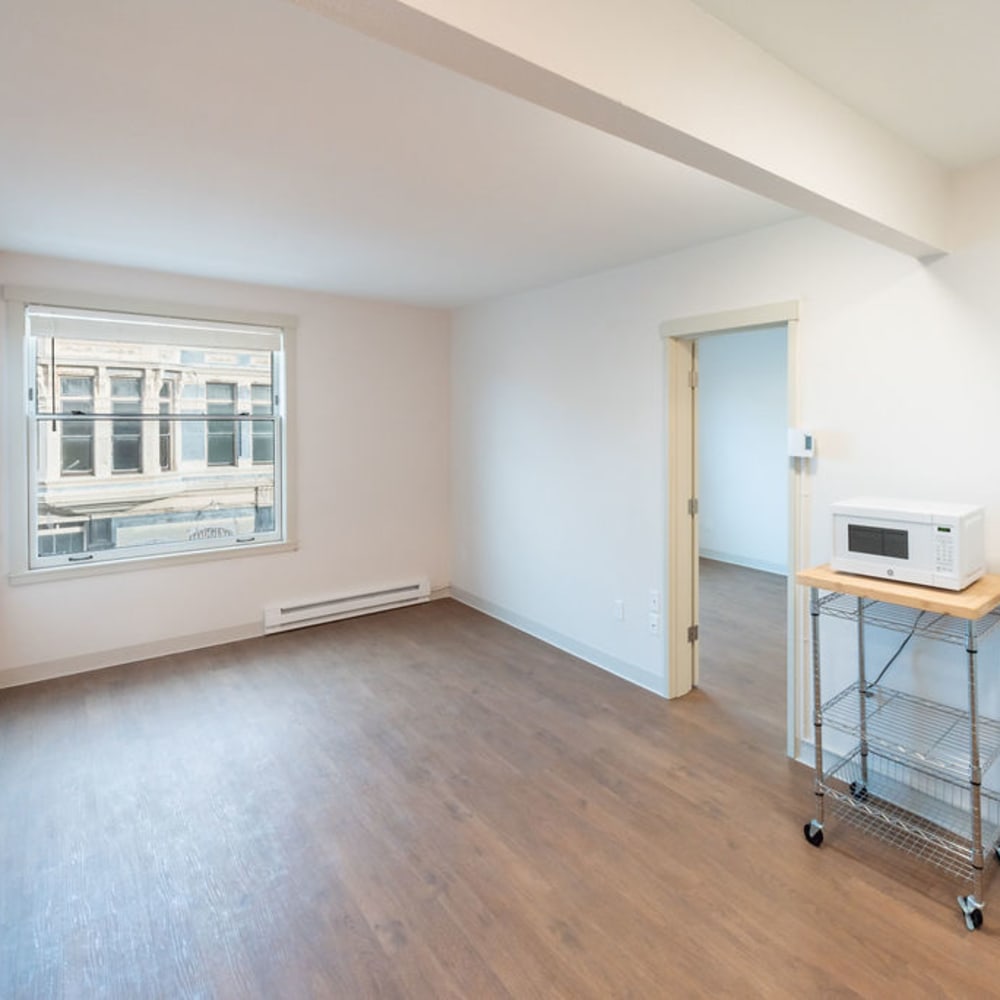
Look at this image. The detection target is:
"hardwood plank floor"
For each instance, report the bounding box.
[2,575,998,998]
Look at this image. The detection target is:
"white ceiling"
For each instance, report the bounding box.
[2,0,998,306]
[692,0,1000,169]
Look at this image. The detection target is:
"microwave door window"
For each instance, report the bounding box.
[848,524,910,560]
[883,528,909,559]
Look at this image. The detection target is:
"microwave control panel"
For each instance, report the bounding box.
[935,526,955,573]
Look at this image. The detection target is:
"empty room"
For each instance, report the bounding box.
[5,0,1000,996]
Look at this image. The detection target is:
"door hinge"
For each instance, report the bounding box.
[687,370,699,389]
[687,624,699,644]
[687,497,698,516]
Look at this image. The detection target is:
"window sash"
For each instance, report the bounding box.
[26,305,283,351]
[34,353,275,418]
[30,414,282,566]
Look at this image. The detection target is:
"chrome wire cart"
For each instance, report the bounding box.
[798,565,1000,932]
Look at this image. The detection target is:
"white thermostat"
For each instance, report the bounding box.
[788,428,815,458]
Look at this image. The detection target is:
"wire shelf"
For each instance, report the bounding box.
[816,592,1000,645]
[823,750,1000,883]
[822,683,1000,780]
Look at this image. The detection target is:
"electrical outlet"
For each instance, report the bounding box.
[648,612,660,635]
[649,589,660,612]
[613,600,624,621]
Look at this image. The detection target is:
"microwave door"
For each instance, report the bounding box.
[847,523,910,560]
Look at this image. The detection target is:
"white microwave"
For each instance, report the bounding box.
[831,498,985,591]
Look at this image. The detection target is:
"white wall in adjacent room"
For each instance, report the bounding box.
[0,252,452,685]
[697,325,788,575]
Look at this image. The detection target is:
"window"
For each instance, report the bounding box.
[159,380,174,471]
[59,374,95,474]
[251,384,274,464]
[111,374,143,473]
[206,382,237,467]
[22,301,287,571]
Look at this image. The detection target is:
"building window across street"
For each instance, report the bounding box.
[251,384,275,464]
[59,374,95,474]
[206,382,237,467]
[111,373,143,473]
[22,301,288,570]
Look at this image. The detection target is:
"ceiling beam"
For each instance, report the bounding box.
[286,0,952,258]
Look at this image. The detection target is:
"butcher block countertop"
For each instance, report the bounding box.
[796,564,1000,621]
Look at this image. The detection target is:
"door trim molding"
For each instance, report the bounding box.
[665,336,697,698]
[660,301,805,759]
[661,301,799,339]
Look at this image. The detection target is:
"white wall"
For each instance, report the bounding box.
[451,214,1000,722]
[697,326,788,574]
[450,282,667,692]
[0,252,452,686]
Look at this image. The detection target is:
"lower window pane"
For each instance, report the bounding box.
[61,431,94,474]
[252,424,274,464]
[88,518,114,550]
[112,434,142,472]
[207,426,236,466]
[37,524,86,557]
[36,417,278,560]
[159,421,171,470]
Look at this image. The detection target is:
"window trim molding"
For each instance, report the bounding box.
[2,285,299,582]
[4,285,297,337]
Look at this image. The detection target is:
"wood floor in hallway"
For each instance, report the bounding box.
[2,571,998,998]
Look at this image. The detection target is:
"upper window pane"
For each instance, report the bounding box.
[26,305,285,570]
[111,376,142,399]
[61,376,96,399]
[34,337,273,416]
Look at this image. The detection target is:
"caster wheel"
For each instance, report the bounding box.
[849,781,869,802]
[958,896,984,931]
[803,821,824,847]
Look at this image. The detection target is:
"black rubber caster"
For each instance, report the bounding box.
[803,821,824,847]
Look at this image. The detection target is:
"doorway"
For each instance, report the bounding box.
[662,302,808,758]
[697,327,789,746]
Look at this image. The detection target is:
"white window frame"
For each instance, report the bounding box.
[2,286,297,582]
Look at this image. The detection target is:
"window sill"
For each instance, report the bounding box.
[8,537,298,586]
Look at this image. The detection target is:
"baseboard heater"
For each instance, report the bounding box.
[264,577,431,634]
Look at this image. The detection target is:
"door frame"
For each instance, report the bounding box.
[661,301,807,758]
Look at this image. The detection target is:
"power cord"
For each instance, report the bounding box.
[864,611,926,692]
